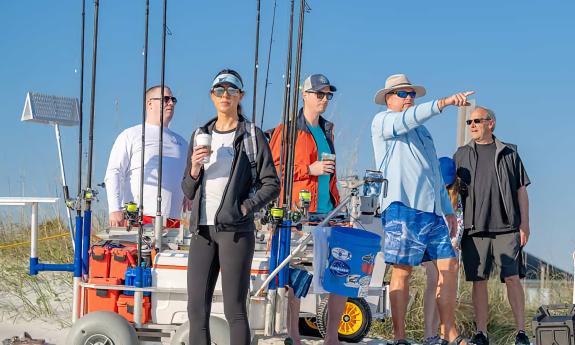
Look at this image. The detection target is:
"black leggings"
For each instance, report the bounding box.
[187,226,255,345]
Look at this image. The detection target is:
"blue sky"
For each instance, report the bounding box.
[1,1,574,271]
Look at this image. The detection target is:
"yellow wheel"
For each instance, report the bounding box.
[316,297,371,343]
[298,316,321,337]
[338,300,364,335]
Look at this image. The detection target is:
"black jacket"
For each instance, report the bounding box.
[454,136,531,235]
[181,116,280,233]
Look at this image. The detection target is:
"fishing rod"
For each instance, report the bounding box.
[284,0,306,210]
[82,0,101,277]
[71,0,87,323]
[137,0,150,277]
[263,2,296,335]
[130,1,152,327]
[252,0,261,123]
[259,0,277,129]
[155,0,168,250]
[75,0,86,236]
[277,0,295,199]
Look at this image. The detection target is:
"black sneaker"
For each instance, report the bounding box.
[470,331,489,345]
[515,330,530,345]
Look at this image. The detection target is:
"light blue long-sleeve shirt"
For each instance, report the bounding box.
[371,100,453,216]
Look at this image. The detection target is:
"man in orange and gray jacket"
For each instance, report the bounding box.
[269,74,344,345]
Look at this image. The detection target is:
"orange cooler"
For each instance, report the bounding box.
[109,247,137,280]
[117,294,151,323]
[86,277,121,313]
[88,245,111,278]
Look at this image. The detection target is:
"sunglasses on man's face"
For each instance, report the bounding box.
[466,118,490,125]
[150,96,178,104]
[389,90,417,99]
[212,87,241,97]
[307,91,333,100]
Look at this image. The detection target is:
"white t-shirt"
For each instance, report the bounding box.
[199,129,236,225]
[104,123,188,219]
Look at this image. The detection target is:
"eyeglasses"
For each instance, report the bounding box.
[150,96,178,104]
[307,91,333,100]
[212,87,241,97]
[466,118,490,125]
[389,90,417,99]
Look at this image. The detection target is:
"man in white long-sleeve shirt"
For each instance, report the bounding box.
[104,85,188,227]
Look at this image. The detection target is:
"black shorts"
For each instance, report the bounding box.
[461,231,525,282]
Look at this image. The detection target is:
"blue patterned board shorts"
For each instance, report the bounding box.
[382,202,455,266]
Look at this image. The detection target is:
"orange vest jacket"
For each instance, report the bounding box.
[268,110,340,212]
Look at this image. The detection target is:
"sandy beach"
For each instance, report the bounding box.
[0,319,390,345]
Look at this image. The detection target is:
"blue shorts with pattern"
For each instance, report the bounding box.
[382,202,455,266]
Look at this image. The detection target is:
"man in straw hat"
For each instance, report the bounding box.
[371,74,474,345]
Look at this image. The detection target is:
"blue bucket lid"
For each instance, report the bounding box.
[330,226,381,245]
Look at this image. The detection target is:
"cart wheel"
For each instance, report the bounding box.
[298,317,321,337]
[316,297,372,343]
[66,311,139,345]
[170,316,230,345]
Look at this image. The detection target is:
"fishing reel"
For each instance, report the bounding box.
[123,202,140,229]
[290,189,312,225]
[65,196,82,211]
[82,188,99,202]
[260,206,285,226]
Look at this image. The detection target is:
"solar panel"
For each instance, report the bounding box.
[21,92,80,126]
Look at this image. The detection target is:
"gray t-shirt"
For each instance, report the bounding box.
[472,142,512,232]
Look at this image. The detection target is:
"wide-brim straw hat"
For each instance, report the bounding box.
[374,73,426,105]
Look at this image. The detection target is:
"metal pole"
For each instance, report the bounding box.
[54,125,75,245]
[251,0,261,123]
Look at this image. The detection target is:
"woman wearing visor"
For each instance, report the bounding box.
[182,69,280,345]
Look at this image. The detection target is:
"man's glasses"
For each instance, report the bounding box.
[307,91,333,100]
[212,87,241,97]
[389,90,417,99]
[150,96,178,104]
[466,118,490,125]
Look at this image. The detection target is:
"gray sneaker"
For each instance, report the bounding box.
[515,331,530,345]
[470,331,489,345]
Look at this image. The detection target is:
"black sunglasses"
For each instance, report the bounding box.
[466,118,490,125]
[307,91,333,100]
[389,90,417,99]
[150,96,177,104]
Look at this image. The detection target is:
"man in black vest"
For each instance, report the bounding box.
[454,106,531,345]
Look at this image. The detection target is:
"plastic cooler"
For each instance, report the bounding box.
[109,246,137,280]
[88,245,111,278]
[151,251,270,324]
[151,251,189,325]
[117,294,151,324]
[321,226,381,297]
[86,277,122,313]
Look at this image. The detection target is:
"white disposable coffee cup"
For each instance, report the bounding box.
[195,133,212,164]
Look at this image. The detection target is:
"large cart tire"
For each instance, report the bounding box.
[316,297,372,343]
[298,317,322,338]
[66,311,139,345]
[170,316,230,345]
